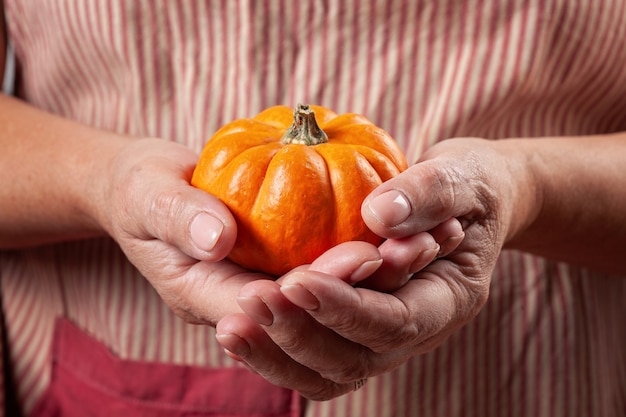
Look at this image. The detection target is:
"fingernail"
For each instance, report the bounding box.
[350,258,383,283]
[438,232,465,257]
[367,190,411,227]
[281,285,320,310]
[190,212,224,252]
[215,333,251,359]
[237,296,274,326]
[409,245,440,274]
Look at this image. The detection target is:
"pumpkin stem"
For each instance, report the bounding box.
[281,104,328,145]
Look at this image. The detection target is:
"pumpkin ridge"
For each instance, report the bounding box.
[326,125,407,171]
[247,145,335,271]
[315,144,382,247]
[312,145,339,244]
[212,118,283,138]
[318,113,372,132]
[247,148,279,217]
[221,146,280,272]
[215,145,279,210]
[343,144,401,181]
[198,132,281,174]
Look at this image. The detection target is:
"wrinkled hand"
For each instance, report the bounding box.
[216,138,527,400]
[93,137,461,330]
[97,137,260,325]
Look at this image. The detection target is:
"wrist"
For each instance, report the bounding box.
[499,133,626,273]
[75,132,134,239]
[0,95,134,247]
[492,138,545,248]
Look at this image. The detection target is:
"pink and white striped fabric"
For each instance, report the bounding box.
[2,0,626,416]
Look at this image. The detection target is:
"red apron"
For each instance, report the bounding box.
[30,318,301,417]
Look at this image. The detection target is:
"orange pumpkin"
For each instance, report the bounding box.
[191,104,408,276]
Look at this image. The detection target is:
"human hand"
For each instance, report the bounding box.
[90,136,462,327]
[96,137,267,325]
[214,226,462,400]
[215,137,535,400]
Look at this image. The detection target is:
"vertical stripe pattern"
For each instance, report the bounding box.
[2,0,626,416]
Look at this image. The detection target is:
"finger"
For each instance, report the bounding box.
[111,141,237,262]
[358,232,439,292]
[391,260,489,352]
[237,279,375,383]
[280,264,485,356]
[215,313,350,401]
[429,217,465,258]
[237,280,380,382]
[149,183,238,262]
[280,271,416,354]
[358,218,464,292]
[306,241,382,285]
[361,161,478,239]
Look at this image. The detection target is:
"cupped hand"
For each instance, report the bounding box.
[97,137,265,325]
[91,136,463,330]
[216,137,534,400]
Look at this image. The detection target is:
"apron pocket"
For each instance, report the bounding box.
[30,317,300,417]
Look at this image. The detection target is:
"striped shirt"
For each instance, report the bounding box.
[2,1,626,416]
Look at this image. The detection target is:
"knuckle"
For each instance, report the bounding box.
[320,350,371,384]
[302,380,346,402]
[367,299,419,354]
[169,304,207,325]
[413,163,459,221]
[274,333,309,356]
[370,328,420,354]
[324,309,362,336]
[152,187,185,221]
[457,273,491,317]
[325,296,420,355]
[163,294,209,325]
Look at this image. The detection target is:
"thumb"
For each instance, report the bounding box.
[102,137,238,263]
[130,182,238,263]
[361,161,473,239]
[185,190,238,261]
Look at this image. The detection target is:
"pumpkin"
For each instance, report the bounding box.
[191,104,408,276]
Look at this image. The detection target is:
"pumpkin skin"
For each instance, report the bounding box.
[191,104,408,276]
